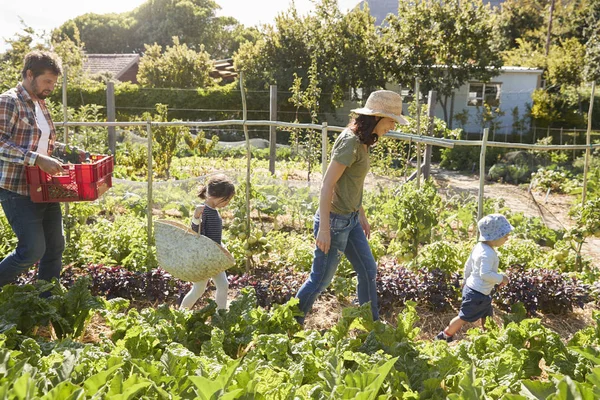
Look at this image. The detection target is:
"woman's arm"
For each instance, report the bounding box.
[316,160,346,254]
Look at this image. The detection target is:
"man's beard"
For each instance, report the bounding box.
[31,79,51,100]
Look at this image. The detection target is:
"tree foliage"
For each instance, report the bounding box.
[53,0,255,59]
[137,37,213,88]
[234,0,386,114]
[382,0,503,122]
[493,0,547,52]
[583,0,600,81]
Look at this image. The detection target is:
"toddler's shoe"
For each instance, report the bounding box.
[435,331,453,343]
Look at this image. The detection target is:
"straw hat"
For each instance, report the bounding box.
[351,90,408,125]
[154,219,235,282]
[477,214,513,242]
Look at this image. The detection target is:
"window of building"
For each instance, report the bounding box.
[467,83,501,107]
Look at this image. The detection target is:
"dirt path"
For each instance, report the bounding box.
[430,168,599,268]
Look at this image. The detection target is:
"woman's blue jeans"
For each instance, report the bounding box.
[0,188,65,287]
[295,211,379,324]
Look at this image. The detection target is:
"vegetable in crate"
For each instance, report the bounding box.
[53,144,90,164]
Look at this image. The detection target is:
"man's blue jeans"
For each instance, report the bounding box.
[296,211,379,324]
[0,188,65,287]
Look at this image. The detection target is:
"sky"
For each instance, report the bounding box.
[0,0,360,52]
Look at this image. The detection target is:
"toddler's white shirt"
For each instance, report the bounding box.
[464,242,504,295]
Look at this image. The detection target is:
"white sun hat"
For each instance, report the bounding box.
[477,214,514,242]
[154,219,235,282]
[350,90,409,125]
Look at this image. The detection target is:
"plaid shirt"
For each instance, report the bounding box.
[0,83,56,195]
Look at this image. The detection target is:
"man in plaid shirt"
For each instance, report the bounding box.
[0,51,66,288]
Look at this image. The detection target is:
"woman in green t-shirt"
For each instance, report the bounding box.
[295,90,408,325]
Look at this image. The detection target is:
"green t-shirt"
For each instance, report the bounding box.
[330,129,370,215]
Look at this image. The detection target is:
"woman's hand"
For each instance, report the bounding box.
[316,228,331,254]
[499,275,509,288]
[358,212,371,239]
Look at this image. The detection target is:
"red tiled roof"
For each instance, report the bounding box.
[83,54,140,80]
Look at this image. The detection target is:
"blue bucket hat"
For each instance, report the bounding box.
[477,214,513,242]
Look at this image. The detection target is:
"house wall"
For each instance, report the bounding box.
[117,64,140,84]
[448,70,541,136]
[327,68,542,136]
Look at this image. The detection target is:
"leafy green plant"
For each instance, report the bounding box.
[380,180,442,261]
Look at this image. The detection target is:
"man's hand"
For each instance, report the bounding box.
[499,275,510,288]
[35,154,64,175]
[193,205,205,219]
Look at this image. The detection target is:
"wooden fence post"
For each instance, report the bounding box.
[107,81,116,156]
[321,123,328,178]
[146,120,153,261]
[269,85,277,175]
[478,128,490,221]
[239,72,252,272]
[415,78,421,188]
[62,68,70,241]
[423,90,436,179]
[582,81,596,205]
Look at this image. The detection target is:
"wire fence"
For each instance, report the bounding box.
[56,72,598,263]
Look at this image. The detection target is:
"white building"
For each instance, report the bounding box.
[329,66,543,135]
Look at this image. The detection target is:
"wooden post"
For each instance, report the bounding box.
[573,127,577,162]
[423,90,436,179]
[478,128,490,221]
[321,122,328,178]
[62,68,70,241]
[268,85,277,175]
[560,127,563,145]
[415,78,421,188]
[239,72,252,271]
[62,67,68,145]
[582,81,596,205]
[107,81,116,156]
[146,120,153,261]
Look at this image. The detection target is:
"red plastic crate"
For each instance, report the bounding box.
[26,155,114,203]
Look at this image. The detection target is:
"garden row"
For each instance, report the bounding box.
[1,278,600,399]
[16,261,595,317]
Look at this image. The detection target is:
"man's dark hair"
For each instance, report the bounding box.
[21,51,63,79]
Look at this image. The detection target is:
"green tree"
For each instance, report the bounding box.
[234,0,385,114]
[547,39,586,88]
[288,58,322,182]
[493,0,547,51]
[1,22,49,91]
[382,0,503,123]
[50,21,87,86]
[54,0,255,58]
[1,21,48,68]
[143,104,187,178]
[583,0,600,81]
[56,12,136,53]
[137,37,213,88]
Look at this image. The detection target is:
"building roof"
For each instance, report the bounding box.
[83,54,140,80]
[210,58,237,82]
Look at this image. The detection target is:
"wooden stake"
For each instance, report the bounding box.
[478,128,490,221]
[582,81,596,205]
[147,120,153,261]
[321,123,328,178]
[239,72,252,271]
